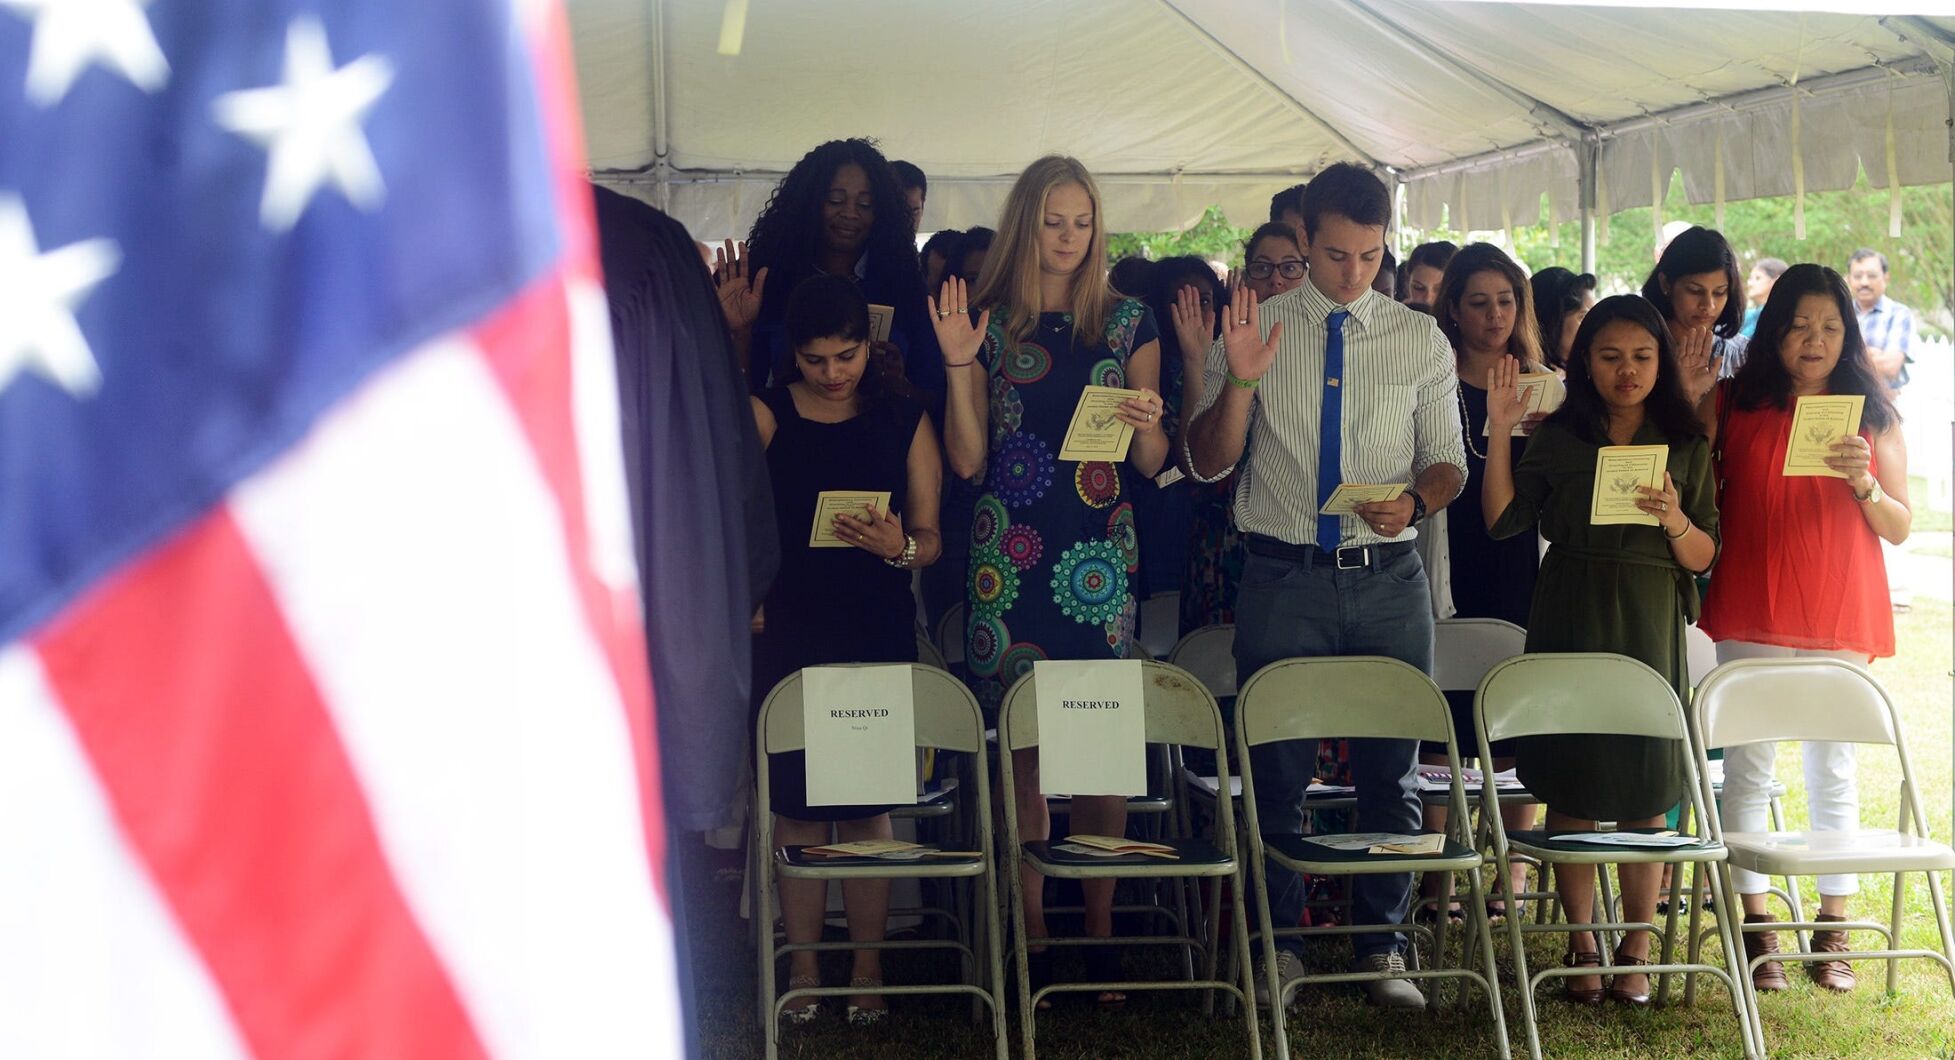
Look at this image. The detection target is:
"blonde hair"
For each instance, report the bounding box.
[972,155,1114,344]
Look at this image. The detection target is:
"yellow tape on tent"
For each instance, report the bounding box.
[717,0,749,56]
[1792,94,1807,240]
[1597,163,1610,243]
[1650,144,1664,257]
[1887,97,1903,238]
[1714,133,1726,233]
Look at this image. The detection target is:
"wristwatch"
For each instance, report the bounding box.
[1853,478,1884,505]
[884,533,918,569]
[1409,492,1428,524]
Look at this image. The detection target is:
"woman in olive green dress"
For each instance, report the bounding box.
[1481,295,1719,1006]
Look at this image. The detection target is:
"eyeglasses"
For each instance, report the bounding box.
[1246,260,1306,280]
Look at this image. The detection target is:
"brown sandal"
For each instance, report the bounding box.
[1742,913,1788,992]
[1562,946,1605,1005]
[1608,947,1652,1006]
[1809,915,1858,992]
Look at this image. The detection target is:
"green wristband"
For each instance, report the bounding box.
[1226,370,1261,390]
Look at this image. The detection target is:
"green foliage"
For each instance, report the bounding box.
[1428,174,1953,334]
[1106,204,1253,266]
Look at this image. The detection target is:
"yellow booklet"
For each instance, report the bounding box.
[1782,395,1865,478]
[1319,482,1407,515]
[1064,834,1178,859]
[1589,445,1668,526]
[808,490,892,548]
[802,839,920,857]
[1483,372,1566,436]
[1057,386,1144,462]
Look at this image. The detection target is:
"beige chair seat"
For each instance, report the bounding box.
[1724,829,1955,877]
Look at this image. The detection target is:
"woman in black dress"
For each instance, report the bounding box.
[752,274,943,1026]
[1418,244,1545,921]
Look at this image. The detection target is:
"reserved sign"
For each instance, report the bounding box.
[1034,659,1145,796]
[803,665,918,806]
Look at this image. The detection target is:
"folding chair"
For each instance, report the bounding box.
[753,665,1008,1060]
[1427,619,1548,926]
[1474,652,1755,1060]
[997,660,1261,1060]
[1167,622,1239,830]
[1691,657,1955,1054]
[1236,656,1510,1060]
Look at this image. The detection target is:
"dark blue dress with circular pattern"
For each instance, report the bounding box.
[964,300,1157,717]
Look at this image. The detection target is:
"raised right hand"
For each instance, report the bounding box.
[1220,284,1282,384]
[1670,320,1720,404]
[1168,283,1215,367]
[1485,356,1529,435]
[712,239,767,332]
[928,276,991,366]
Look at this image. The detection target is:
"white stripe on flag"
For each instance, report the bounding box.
[230,337,681,1059]
[0,647,251,1060]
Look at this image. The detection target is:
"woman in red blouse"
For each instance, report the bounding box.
[1696,263,1911,995]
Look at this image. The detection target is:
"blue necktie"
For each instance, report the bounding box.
[1315,309,1349,551]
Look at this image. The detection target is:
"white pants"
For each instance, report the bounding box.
[1714,640,1865,896]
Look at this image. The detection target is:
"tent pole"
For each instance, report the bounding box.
[649,0,672,210]
[1578,137,1599,276]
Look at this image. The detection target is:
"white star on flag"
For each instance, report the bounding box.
[213,17,393,232]
[0,195,120,397]
[0,0,169,107]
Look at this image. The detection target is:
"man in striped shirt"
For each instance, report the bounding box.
[1848,248,1915,390]
[1187,163,1466,1012]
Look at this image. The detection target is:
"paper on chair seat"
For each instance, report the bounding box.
[1307,832,1433,852]
[1550,831,1702,848]
[1415,766,1523,792]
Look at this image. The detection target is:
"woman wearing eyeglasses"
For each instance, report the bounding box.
[1169,222,1305,634]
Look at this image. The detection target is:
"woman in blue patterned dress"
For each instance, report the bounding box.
[932,156,1166,1003]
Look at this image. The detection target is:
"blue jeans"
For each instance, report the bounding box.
[1233,542,1432,959]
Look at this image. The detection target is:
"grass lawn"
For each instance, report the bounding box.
[703,602,1955,1058]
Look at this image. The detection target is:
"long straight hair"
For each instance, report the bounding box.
[1434,242,1543,371]
[1730,264,1898,433]
[972,155,1114,344]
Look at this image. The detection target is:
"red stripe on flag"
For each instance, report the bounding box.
[35,511,490,1060]
[470,275,669,903]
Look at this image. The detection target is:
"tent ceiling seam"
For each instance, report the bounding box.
[1340,0,1588,144]
[1401,55,1941,184]
[1152,0,1388,172]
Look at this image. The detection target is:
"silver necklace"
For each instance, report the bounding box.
[1458,383,1487,461]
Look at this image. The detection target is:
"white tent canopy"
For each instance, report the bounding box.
[570,1,1955,264]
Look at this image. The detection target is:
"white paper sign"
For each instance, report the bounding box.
[803,665,918,806]
[1033,659,1146,796]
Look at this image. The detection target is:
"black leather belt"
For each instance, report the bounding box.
[1244,533,1416,571]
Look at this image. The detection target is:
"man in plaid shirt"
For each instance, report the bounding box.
[1848,248,1916,391]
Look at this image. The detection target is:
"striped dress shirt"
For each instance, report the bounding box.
[1186,281,1466,547]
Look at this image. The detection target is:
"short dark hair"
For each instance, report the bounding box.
[1549,294,1704,445]
[1268,183,1306,223]
[1243,221,1302,262]
[1298,163,1390,240]
[920,228,962,265]
[891,160,926,196]
[1529,266,1598,372]
[1732,263,1898,433]
[1640,225,1743,338]
[953,226,994,282]
[1848,247,1889,274]
[785,273,870,348]
[1754,257,1789,280]
[1108,255,1155,298]
[1397,240,1457,302]
[783,273,909,406]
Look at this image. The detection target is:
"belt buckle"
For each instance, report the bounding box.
[1334,545,1369,570]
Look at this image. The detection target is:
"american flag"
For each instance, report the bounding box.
[0,1,682,1057]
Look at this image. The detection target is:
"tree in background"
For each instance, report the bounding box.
[1108,178,1951,336]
